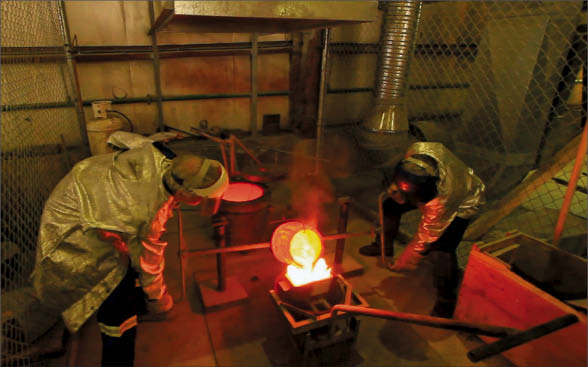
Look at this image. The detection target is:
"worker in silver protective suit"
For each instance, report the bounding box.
[359,142,485,318]
[32,141,228,367]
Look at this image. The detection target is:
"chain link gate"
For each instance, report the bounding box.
[1,1,85,365]
[321,1,587,267]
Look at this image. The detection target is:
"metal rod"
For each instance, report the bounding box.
[315,28,330,174]
[148,8,174,35]
[69,48,292,62]
[335,197,351,264]
[1,144,83,160]
[231,134,263,167]
[1,41,289,61]
[467,314,579,362]
[185,242,271,256]
[329,304,520,338]
[214,217,228,292]
[177,208,187,301]
[326,84,470,94]
[1,101,75,112]
[1,91,291,112]
[250,33,258,136]
[328,42,477,57]
[59,134,72,170]
[181,230,375,257]
[59,0,89,156]
[278,301,317,320]
[190,127,226,143]
[148,1,164,132]
[73,41,292,54]
[378,192,389,266]
[553,123,587,246]
[219,141,229,174]
[229,138,237,177]
[2,46,67,54]
[551,177,588,194]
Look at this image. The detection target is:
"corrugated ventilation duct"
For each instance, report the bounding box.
[363,1,422,135]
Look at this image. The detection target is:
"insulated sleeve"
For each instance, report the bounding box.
[126,197,175,300]
[126,227,168,301]
[411,196,458,252]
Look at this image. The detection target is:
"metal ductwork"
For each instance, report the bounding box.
[363,1,422,134]
[150,1,378,34]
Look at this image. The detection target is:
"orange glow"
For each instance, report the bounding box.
[271,221,332,286]
[289,229,322,269]
[222,182,263,202]
[286,258,331,287]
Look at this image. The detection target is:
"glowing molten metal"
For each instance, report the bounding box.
[271,222,332,287]
[286,258,331,287]
[222,182,264,202]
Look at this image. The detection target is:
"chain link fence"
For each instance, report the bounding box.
[1,1,84,365]
[321,1,587,266]
[0,1,586,363]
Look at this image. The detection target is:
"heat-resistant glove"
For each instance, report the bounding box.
[141,289,174,322]
[387,244,426,273]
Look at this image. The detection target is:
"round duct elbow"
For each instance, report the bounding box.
[363,102,409,134]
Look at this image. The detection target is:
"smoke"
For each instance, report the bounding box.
[288,140,335,230]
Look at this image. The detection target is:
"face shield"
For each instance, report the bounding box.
[170,157,229,215]
[392,158,438,204]
[190,159,229,216]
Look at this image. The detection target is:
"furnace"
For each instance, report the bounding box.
[268,221,369,360]
[219,181,270,246]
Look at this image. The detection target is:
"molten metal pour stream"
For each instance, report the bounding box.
[271,222,333,287]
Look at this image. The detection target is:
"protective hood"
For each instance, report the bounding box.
[184,158,229,199]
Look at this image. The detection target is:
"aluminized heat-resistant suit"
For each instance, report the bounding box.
[33,144,175,333]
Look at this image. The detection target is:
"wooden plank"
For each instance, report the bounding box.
[455,247,587,367]
[489,244,520,258]
[464,132,583,241]
[477,232,522,254]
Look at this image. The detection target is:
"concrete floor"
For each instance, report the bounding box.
[51,169,516,367]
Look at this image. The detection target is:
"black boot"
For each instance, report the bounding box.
[359,236,393,257]
[430,251,459,318]
[430,298,456,319]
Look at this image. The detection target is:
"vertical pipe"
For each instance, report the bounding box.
[148,1,165,131]
[553,123,588,246]
[289,32,303,130]
[214,218,227,292]
[378,191,388,266]
[59,134,72,170]
[250,33,258,135]
[335,197,351,264]
[176,208,186,301]
[58,0,89,156]
[219,141,229,174]
[229,138,236,177]
[315,28,330,174]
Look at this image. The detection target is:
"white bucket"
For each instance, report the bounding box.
[86,117,124,156]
